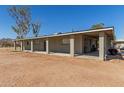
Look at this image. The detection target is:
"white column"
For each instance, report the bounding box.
[99,32,107,61]
[46,38,50,54]
[20,41,23,51]
[78,35,83,54]
[23,41,25,50]
[14,41,16,51]
[70,35,75,57]
[82,35,85,54]
[31,40,34,52]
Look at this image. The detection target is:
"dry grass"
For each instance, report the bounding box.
[0,48,124,87]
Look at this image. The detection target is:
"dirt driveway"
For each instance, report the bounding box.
[0,48,124,87]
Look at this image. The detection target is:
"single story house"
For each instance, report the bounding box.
[14,27,115,61]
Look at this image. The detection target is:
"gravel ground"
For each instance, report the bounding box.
[0,48,124,87]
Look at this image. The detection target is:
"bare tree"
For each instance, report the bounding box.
[8,6,31,39]
[32,21,41,37]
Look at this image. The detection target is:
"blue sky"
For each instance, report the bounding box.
[0,5,124,40]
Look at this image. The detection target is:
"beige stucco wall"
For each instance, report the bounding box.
[23,39,46,51]
[74,34,84,54]
[33,39,45,51]
[49,36,70,53]
[49,34,85,54]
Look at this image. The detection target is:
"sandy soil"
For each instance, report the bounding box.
[0,48,124,87]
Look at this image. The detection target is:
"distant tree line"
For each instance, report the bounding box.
[0,38,14,47]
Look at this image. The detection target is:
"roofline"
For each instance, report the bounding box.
[15,27,115,41]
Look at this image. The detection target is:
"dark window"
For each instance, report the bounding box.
[27,41,29,45]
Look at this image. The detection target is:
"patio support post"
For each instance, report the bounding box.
[46,38,50,54]
[78,35,83,54]
[99,32,107,61]
[23,41,25,50]
[31,40,34,52]
[70,35,75,57]
[20,41,23,51]
[14,41,16,51]
[82,35,85,54]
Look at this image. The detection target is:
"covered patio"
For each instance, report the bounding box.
[14,27,114,61]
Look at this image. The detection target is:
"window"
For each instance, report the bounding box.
[62,38,70,45]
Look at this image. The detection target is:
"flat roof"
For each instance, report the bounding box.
[16,27,115,41]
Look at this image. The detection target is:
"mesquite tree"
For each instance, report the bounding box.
[8,6,31,39]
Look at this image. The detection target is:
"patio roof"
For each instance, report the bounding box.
[15,27,115,41]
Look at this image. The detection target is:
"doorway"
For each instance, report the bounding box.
[44,41,46,51]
